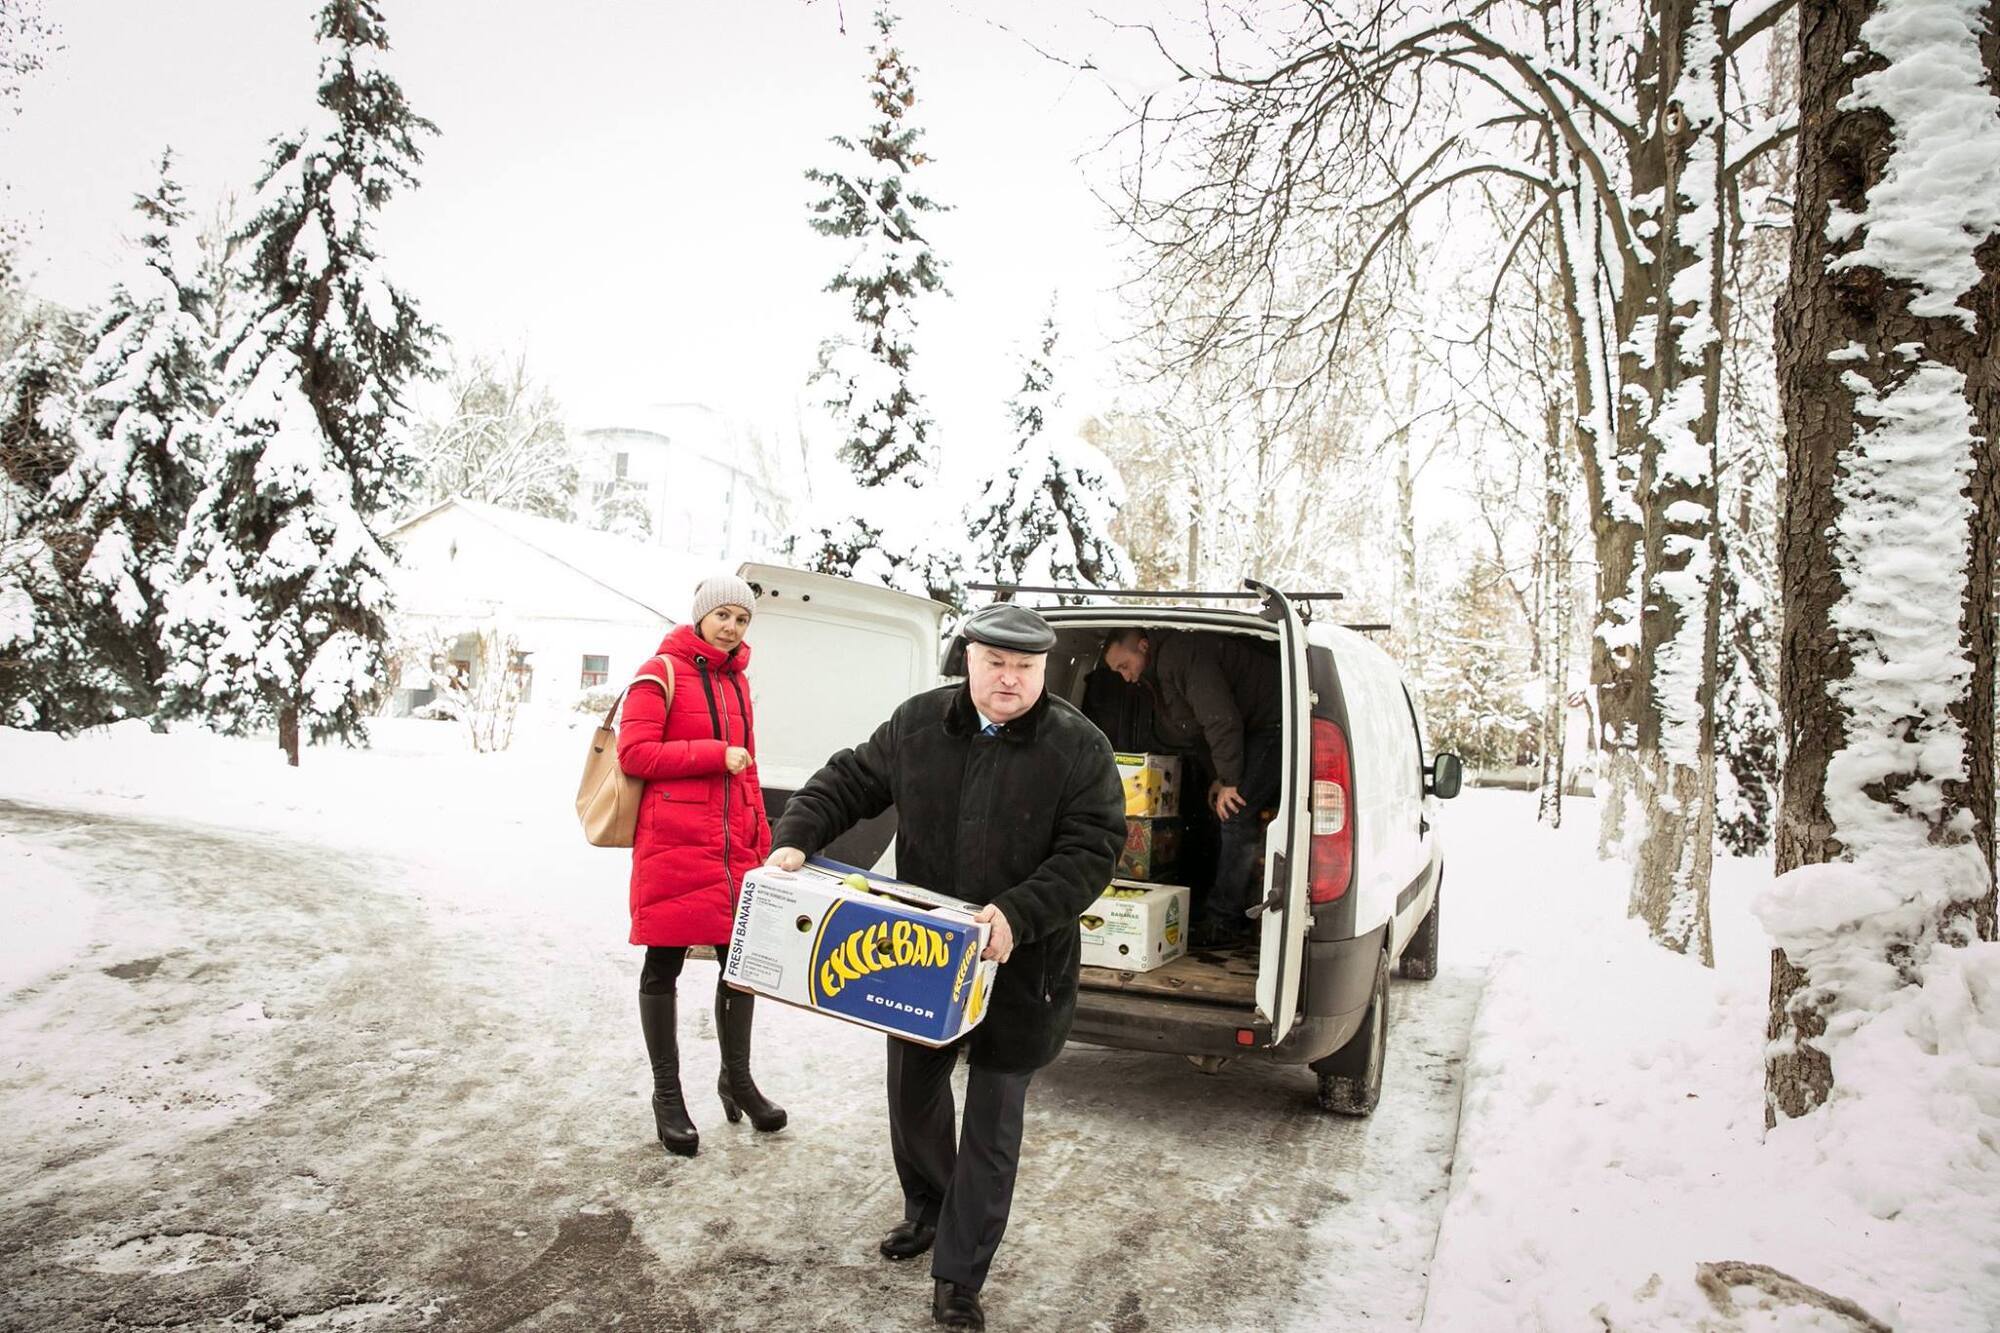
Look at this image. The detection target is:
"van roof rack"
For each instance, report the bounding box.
[967,582,1346,602]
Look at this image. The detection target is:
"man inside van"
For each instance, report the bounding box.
[1101,626,1283,948]
[767,602,1125,1332]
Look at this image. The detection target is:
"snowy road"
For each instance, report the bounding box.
[0,798,1479,1332]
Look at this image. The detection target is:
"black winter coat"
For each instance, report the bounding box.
[770,683,1125,1073]
[1144,627,1283,786]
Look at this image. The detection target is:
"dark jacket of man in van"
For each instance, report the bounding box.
[768,602,1124,1331]
[1134,627,1282,787]
[1103,625,1284,946]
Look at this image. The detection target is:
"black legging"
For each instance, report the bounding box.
[639,945,687,995]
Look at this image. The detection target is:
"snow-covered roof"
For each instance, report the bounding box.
[385,497,715,624]
[575,402,726,451]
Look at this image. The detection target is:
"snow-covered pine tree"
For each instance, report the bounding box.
[1420,555,1538,769]
[966,311,1130,599]
[36,150,211,720]
[797,7,956,604]
[161,0,437,766]
[0,304,123,728]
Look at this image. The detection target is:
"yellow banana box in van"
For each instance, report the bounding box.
[1115,752,1182,818]
[724,859,997,1047]
[1079,880,1189,973]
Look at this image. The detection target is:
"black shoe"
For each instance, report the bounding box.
[638,990,698,1158]
[879,1219,937,1261]
[650,1091,698,1158]
[716,984,788,1133]
[1189,921,1245,950]
[932,1280,985,1330]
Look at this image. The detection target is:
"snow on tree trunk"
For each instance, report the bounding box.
[160,0,437,766]
[1392,355,1421,661]
[797,8,956,606]
[1536,346,1576,829]
[1627,0,1725,966]
[1543,73,1643,861]
[1714,482,1781,856]
[1766,0,2000,1123]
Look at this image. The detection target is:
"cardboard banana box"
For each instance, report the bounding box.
[723,859,997,1047]
[1080,880,1189,972]
[1118,816,1182,880]
[1115,752,1182,818]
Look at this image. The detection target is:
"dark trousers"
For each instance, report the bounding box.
[639,945,686,994]
[886,1035,1033,1292]
[1205,726,1284,933]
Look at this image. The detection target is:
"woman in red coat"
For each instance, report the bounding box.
[617,573,783,1158]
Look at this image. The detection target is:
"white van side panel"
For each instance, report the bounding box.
[737,564,946,795]
[1256,601,1314,1043]
[1308,626,1426,937]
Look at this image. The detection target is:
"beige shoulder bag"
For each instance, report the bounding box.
[576,655,675,848]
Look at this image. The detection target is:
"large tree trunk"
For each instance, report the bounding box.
[1552,170,1644,858]
[1626,0,1726,965]
[1769,0,2000,1124]
[1393,357,1421,658]
[279,702,301,768]
[1537,314,1576,828]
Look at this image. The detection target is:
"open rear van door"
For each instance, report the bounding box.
[1250,582,1314,1045]
[737,564,947,863]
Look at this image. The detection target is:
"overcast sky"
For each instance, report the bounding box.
[2,1,1173,466]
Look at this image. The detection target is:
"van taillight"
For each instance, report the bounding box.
[1310,718,1352,904]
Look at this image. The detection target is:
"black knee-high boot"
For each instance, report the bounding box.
[716,982,788,1132]
[638,989,698,1157]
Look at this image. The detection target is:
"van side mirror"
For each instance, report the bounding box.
[1428,753,1464,800]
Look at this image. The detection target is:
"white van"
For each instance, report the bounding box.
[737,563,949,868]
[742,570,1462,1117]
[966,585,1463,1116]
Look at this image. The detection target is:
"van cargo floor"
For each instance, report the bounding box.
[1079,945,1259,1004]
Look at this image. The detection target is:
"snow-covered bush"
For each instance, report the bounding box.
[396,623,526,754]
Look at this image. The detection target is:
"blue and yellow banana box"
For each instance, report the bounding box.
[723,859,997,1047]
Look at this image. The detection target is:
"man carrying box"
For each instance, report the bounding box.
[1100,626,1283,947]
[767,602,1124,1332]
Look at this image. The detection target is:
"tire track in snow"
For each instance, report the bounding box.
[0,800,1483,1332]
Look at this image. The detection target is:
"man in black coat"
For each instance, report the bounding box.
[1102,625,1283,946]
[767,602,1124,1332]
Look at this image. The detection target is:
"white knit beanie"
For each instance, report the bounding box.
[691,573,756,624]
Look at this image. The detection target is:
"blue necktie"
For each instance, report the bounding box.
[981,723,1000,738]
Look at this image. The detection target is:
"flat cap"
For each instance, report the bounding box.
[960,602,1056,653]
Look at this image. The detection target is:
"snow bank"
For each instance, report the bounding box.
[0,835,104,995]
[0,715,624,954]
[1425,794,2000,1331]
[10,722,1997,1328]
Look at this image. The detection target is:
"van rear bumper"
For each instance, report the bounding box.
[1067,926,1385,1066]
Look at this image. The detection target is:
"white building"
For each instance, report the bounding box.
[383,497,717,715]
[576,403,788,561]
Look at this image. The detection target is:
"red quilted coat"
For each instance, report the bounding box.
[616,623,773,946]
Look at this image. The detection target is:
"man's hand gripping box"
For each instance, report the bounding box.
[723,859,999,1047]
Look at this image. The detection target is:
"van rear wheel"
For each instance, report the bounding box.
[1400,881,1441,981]
[1313,950,1389,1117]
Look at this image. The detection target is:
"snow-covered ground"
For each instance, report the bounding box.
[2,721,1995,1330]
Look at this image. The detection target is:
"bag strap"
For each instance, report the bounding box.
[599,655,675,730]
